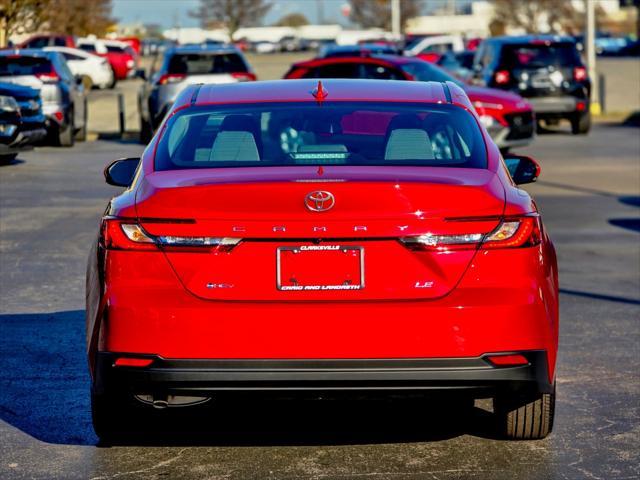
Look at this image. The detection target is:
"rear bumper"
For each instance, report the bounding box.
[527,96,585,115]
[94,350,552,396]
[0,127,47,153]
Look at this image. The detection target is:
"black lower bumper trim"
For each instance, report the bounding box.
[94,351,552,397]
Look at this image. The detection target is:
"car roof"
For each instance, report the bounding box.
[166,45,239,55]
[486,34,577,44]
[293,54,412,69]
[0,49,58,59]
[183,79,469,108]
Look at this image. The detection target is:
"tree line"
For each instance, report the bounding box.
[0,0,113,46]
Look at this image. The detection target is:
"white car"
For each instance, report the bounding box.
[404,35,466,58]
[43,46,114,89]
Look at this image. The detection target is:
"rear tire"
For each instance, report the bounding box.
[139,116,153,144]
[494,386,555,440]
[57,110,75,147]
[571,111,591,134]
[91,391,124,441]
[81,75,93,90]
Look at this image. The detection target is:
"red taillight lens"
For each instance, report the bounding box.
[157,73,186,85]
[573,66,587,82]
[400,215,542,251]
[482,215,542,249]
[486,354,529,367]
[231,72,257,82]
[100,218,241,252]
[36,72,60,83]
[494,70,510,85]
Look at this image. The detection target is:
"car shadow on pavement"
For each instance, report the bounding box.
[0,310,505,447]
[0,157,25,167]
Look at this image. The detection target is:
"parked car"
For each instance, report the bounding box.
[0,82,47,162]
[138,45,256,142]
[43,46,115,89]
[0,50,86,146]
[404,34,466,63]
[318,43,401,58]
[88,79,558,441]
[470,35,591,134]
[253,41,279,54]
[76,38,137,81]
[437,50,476,81]
[18,34,75,49]
[284,55,535,151]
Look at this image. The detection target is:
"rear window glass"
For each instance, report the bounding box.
[155,102,487,171]
[0,57,52,76]
[167,53,247,75]
[78,44,96,52]
[106,45,125,53]
[501,43,581,68]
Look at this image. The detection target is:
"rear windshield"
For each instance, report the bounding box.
[501,43,581,68]
[155,102,487,171]
[106,44,126,53]
[167,53,247,75]
[399,61,464,87]
[0,57,51,76]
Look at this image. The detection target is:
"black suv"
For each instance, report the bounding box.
[471,35,591,134]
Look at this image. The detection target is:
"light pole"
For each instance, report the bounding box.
[585,0,600,115]
[391,0,401,36]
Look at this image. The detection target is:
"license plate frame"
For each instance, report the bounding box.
[276,245,365,291]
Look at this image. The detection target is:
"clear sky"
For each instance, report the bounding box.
[112,0,472,29]
[112,0,356,29]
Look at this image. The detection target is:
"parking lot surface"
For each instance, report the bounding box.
[0,64,639,478]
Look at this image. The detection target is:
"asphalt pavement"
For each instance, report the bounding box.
[0,77,639,479]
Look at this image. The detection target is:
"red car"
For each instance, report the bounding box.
[88,79,558,441]
[285,55,535,151]
[76,39,137,81]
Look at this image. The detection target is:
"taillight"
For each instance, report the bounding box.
[36,72,60,83]
[481,216,542,249]
[231,72,257,82]
[101,218,241,252]
[573,66,587,82]
[157,73,186,85]
[400,215,542,251]
[494,70,510,85]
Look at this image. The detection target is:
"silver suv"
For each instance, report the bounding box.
[0,50,86,146]
[138,45,255,143]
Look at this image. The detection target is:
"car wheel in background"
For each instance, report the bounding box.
[139,116,153,144]
[571,112,591,135]
[494,385,555,439]
[108,67,117,89]
[0,153,18,164]
[57,113,75,147]
[81,75,93,90]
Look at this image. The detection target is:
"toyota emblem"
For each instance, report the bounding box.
[305,191,335,212]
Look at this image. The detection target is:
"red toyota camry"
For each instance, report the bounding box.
[87,79,558,440]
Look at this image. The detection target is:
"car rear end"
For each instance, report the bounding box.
[0,51,68,142]
[0,83,46,157]
[149,48,255,129]
[491,38,590,133]
[89,82,558,440]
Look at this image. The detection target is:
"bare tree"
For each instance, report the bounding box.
[190,0,272,37]
[0,0,48,46]
[46,0,114,37]
[348,0,423,31]
[491,0,605,36]
[0,0,113,46]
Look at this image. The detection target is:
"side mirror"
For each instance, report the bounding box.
[504,154,541,185]
[104,157,140,187]
[135,68,147,81]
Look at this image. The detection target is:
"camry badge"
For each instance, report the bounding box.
[305,191,335,212]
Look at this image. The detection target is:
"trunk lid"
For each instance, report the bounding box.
[136,166,505,301]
